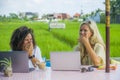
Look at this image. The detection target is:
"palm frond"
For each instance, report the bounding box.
[0,57,12,67]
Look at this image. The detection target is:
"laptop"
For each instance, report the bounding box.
[50,51,81,71]
[0,51,30,73]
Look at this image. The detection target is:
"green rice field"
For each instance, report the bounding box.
[0,21,120,59]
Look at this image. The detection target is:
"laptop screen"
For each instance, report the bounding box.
[50,51,81,71]
[0,51,29,73]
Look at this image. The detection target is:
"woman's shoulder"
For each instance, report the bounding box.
[33,46,41,54]
[95,43,103,47]
[34,46,40,49]
[34,46,41,52]
[94,43,104,50]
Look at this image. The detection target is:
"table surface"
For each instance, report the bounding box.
[0,65,120,80]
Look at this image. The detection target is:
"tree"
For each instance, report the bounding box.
[9,13,19,19]
[30,13,39,20]
[110,0,120,23]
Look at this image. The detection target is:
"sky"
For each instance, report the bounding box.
[0,0,105,17]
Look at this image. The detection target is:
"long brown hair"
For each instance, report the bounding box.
[10,26,36,50]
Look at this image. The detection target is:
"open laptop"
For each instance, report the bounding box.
[50,51,81,71]
[0,51,30,73]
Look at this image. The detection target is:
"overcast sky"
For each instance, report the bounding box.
[0,0,105,17]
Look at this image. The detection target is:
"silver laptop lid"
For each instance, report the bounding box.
[0,51,29,73]
[50,51,81,71]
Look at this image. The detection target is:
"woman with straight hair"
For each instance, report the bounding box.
[75,20,105,66]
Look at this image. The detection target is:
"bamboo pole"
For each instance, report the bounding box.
[105,0,110,73]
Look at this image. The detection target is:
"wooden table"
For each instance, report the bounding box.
[0,65,120,80]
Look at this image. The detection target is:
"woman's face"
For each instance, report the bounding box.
[23,33,33,45]
[80,24,92,39]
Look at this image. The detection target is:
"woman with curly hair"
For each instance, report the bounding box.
[10,26,45,69]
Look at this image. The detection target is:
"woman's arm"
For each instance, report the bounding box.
[84,41,102,66]
[34,46,46,69]
[80,36,104,66]
[34,46,43,62]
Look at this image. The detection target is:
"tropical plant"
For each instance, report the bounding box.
[0,57,12,77]
[0,58,12,68]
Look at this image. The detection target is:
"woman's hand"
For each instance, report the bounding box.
[31,57,46,70]
[31,57,39,67]
[79,34,89,46]
[37,62,46,70]
[23,43,33,56]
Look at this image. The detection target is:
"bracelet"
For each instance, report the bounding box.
[29,55,35,59]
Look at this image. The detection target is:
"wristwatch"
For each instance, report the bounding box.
[29,55,35,59]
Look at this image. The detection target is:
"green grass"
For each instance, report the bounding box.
[0,21,120,59]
